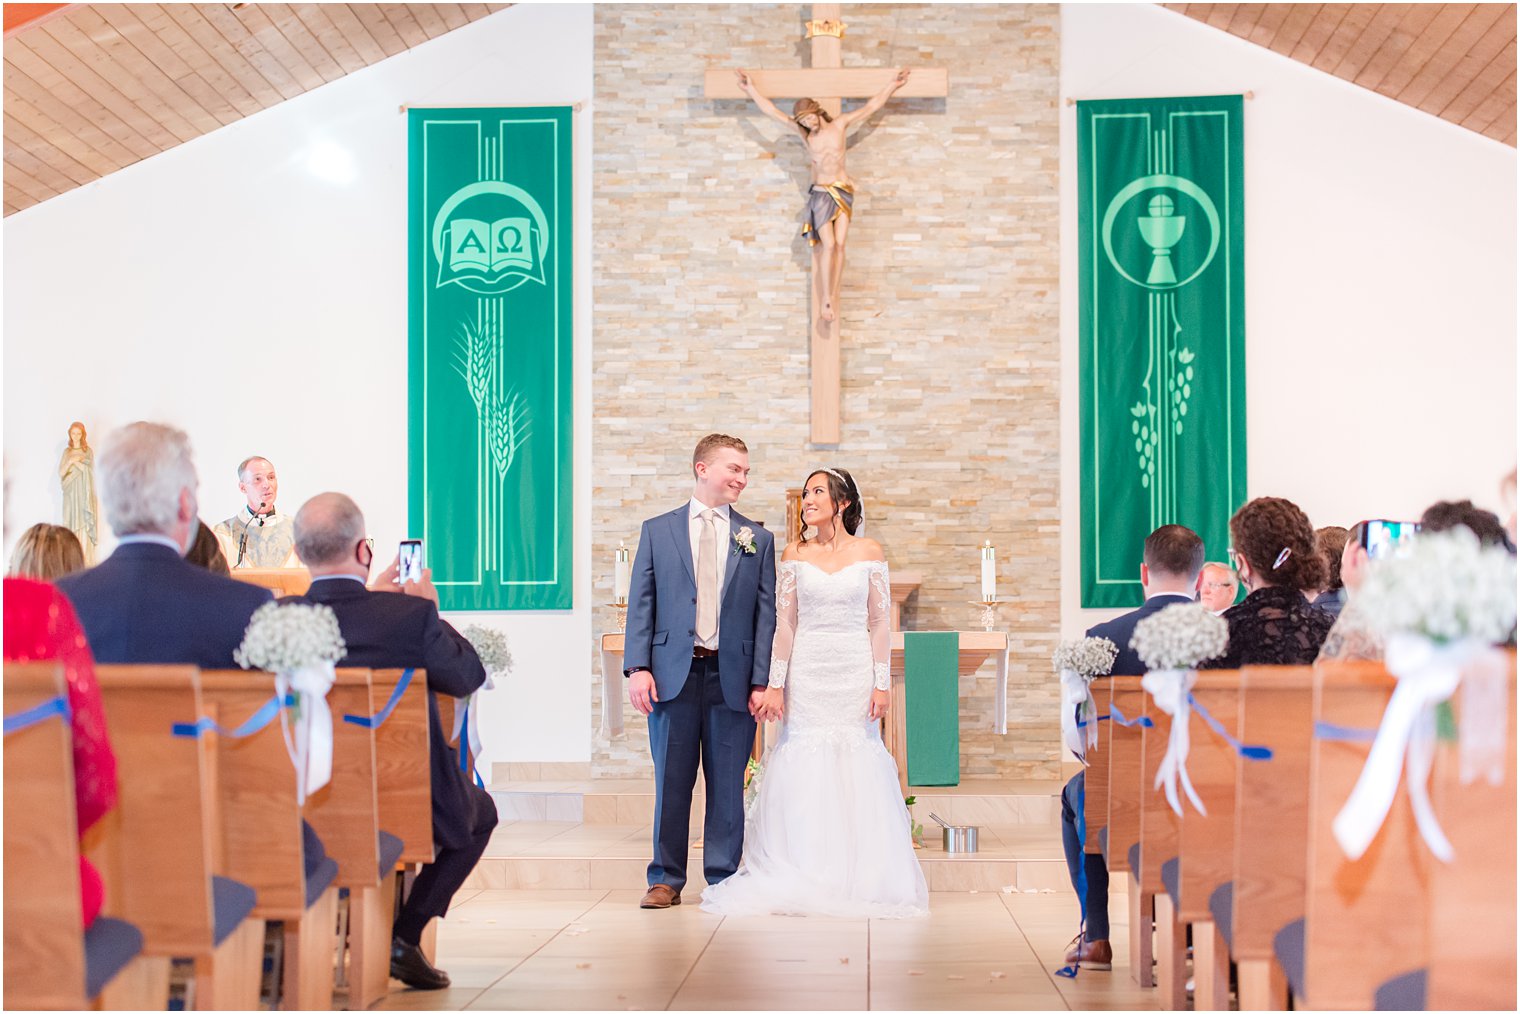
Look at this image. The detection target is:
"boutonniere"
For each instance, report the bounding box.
[733,527,757,556]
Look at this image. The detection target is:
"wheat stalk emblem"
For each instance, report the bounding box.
[453,316,531,479]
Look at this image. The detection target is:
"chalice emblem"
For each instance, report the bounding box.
[1137,193,1186,285]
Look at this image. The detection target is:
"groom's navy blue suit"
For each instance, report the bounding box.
[625,502,776,892]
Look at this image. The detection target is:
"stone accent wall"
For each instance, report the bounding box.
[592,4,1061,780]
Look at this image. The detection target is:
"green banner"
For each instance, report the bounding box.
[904,631,960,787]
[1078,96,1245,609]
[408,107,573,610]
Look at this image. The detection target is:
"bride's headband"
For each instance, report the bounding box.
[812,468,865,527]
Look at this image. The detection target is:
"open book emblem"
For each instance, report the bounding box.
[431,181,551,295]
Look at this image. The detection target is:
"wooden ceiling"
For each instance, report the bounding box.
[3,3,510,216]
[1166,4,1517,145]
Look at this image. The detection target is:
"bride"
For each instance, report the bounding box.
[700,467,929,918]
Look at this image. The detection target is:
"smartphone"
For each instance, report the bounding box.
[1361,520,1419,560]
[399,539,424,584]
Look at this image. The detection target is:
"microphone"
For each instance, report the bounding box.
[237,500,267,568]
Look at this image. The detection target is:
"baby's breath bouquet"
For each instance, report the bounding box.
[1132,603,1227,818]
[461,624,514,684]
[1335,527,1519,864]
[1054,637,1118,758]
[234,601,347,803]
[233,601,346,673]
[1129,603,1228,672]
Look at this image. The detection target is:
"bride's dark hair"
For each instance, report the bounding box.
[798,468,862,543]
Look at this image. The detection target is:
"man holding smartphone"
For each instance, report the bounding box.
[290,493,493,991]
[1317,521,1387,663]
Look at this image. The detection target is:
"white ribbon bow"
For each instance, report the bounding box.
[450,672,497,776]
[276,662,336,805]
[1060,669,1098,762]
[1141,668,1206,817]
[1331,633,1484,863]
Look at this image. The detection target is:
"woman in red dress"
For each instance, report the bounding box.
[4,577,118,927]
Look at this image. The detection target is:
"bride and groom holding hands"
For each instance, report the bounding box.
[623,433,928,917]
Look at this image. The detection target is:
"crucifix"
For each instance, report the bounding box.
[705,4,948,445]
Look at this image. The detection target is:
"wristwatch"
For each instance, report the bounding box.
[624,667,650,678]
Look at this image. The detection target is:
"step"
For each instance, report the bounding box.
[489,778,1062,827]
[462,821,1072,895]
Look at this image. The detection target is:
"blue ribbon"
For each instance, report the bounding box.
[172,693,295,738]
[1188,692,1273,761]
[3,695,71,736]
[1109,703,1154,728]
[1313,720,1379,743]
[1074,714,1110,729]
[455,700,487,788]
[342,668,415,729]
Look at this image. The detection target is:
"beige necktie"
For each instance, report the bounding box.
[695,509,719,642]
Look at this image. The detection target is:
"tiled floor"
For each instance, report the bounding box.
[371,886,1160,1011]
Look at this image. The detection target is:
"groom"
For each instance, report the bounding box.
[624,433,777,908]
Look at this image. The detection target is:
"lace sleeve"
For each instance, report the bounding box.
[769,563,798,688]
[867,563,891,691]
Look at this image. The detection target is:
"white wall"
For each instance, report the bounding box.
[3,4,594,764]
[1059,4,1518,634]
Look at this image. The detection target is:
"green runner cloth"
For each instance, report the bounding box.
[904,631,960,786]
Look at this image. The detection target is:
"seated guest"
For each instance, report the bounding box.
[7,522,86,581]
[212,456,298,569]
[1195,561,1238,614]
[1318,522,1384,663]
[1061,524,1204,971]
[1203,497,1335,669]
[57,423,273,667]
[288,493,495,991]
[55,424,335,888]
[185,517,231,575]
[1311,525,1349,617]
[1420,498,1514,550]
[4,577,117,927]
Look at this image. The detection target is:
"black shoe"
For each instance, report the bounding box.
[390,938,450,990]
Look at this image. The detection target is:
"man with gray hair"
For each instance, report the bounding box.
[288,492,493,991]
[58,422,273,667]
[212,455,297,568]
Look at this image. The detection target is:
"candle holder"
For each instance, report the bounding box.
[971,599,998,632]
[612,600,628,633]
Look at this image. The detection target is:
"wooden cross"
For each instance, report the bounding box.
[705,4,948,445]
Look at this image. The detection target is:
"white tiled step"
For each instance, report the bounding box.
[489,777,1062,827]
[462,821,1072,894]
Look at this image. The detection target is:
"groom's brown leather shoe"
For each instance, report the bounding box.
[640,884,681,909]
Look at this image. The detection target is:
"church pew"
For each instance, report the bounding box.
[1232,666,1316,1011]
[1425,653,1517,1010]
[91,664,262,1009]
[1139,691,1185,1009]
[199,670,341,1011]
[1105,675,1151,987]
[1081,677,1112,858]
[1302,661,1431,1010]
[371,668,434,867]
[1176,671,1242,1012]
[305,668,400,1010]
[5,662,164,1010]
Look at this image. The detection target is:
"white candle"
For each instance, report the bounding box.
[614,542,630,605]
[980,540,996,602]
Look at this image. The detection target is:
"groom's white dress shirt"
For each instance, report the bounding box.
[688,497,731,650]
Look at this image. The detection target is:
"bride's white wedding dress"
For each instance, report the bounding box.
[700,560,929,918]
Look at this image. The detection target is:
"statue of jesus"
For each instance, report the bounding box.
[736,67,912,324]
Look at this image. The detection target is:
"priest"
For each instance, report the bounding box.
[212,455,297,568]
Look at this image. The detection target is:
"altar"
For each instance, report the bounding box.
[598,570,1010,793]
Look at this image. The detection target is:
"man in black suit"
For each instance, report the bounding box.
[1061,524,1203,971]
[288,493,494,992]
[57,422,273,666]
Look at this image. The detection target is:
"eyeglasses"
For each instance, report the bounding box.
[1201,580,1236,591]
